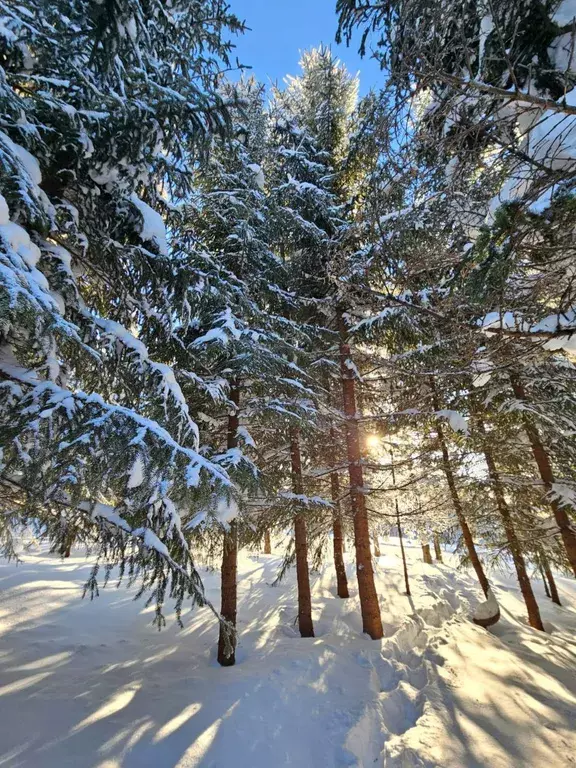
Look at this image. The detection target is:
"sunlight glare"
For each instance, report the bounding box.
[366,434,381,451]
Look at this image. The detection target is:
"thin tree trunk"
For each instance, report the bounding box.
[539,564,551,598]
[329,436,349,598]
[431,380,490,597]
[61,534,73,558]
[396,499,410,596]
[475,415,544,630]
[338,312,383,639]
[217,387,240,667]
[263,529,272,555]
[373,536,381,558]
[543,558,562,606]
[391,452,411,596]
[433,533,443,563]
[510,374,576,578]
[290,426,314,637]
[422,544,433,564]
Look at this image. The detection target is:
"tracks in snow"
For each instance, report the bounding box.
[344,588,463,768]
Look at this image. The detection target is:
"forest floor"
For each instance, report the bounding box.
[0,539,574,767]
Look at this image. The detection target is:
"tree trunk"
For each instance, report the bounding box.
[539,564,551,598]
[290,426,314,638]
[433,533,443,563]
[422,544,433,564]
[329,441,349,598]
[543,558,562,606]
[396,499,410,596]
[217,387,240,667]
[431,381,490,597]
[338,312,383,639]
[60,529,74,558]
[217,520,237,666]
[510,374,576,578]
[390,452,410,596]
[475,416,544,630]
[373,536,381,558]
[263,529,272,555]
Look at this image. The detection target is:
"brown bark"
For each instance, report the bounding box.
[373,536,381,558]
[543,558,562,606]
[217,520,237,666]
[391,452,411,596]
[338,312,383,639]
[397,500,410,596]
[475,414,544,631]
[329,443,349,598]
[263,529,272,555]
[290,426,314,638]
[510,374,576,578]
[431,381,490,597]
[60,528,76,557]
[422,544,433,564]
[217,386,240,667]
[60,532,74,558]
[539,564,551,598]
[433,533,443,563]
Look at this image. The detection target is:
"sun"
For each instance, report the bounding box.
[366,434,381,451]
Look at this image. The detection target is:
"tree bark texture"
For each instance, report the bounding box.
[433,533,443,563]
[217,386,240,667]
[338,312,383,639]
[329,436,349,598]
[290,426,314,638]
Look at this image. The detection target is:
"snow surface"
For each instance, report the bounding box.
[0,540,574,767]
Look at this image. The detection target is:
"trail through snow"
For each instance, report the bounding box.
[0,539,574,767]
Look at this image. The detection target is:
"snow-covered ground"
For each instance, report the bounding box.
[0,539,575,767]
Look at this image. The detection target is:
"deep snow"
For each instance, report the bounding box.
[0,539,574,767]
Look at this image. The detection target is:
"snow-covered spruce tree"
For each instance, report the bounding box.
[0,1,245,620]
[269,47,385,639]
[176,78,322,658]
[266,88,351,602]
[338,0,576,576]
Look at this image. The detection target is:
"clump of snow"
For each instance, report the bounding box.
[477,13,494,74]
[2,220,41,269]
[237,425,255,447]
[215,494,239,526]
[127,455,145,489]
[0,193,9,225]
[472,372,492,387]
[473,588,500,621]
[247,163,265,190]
[130,193,168,255]
[437,409,468,435]
[0,130,42,185]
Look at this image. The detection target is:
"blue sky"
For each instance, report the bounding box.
[229,0,383,95]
